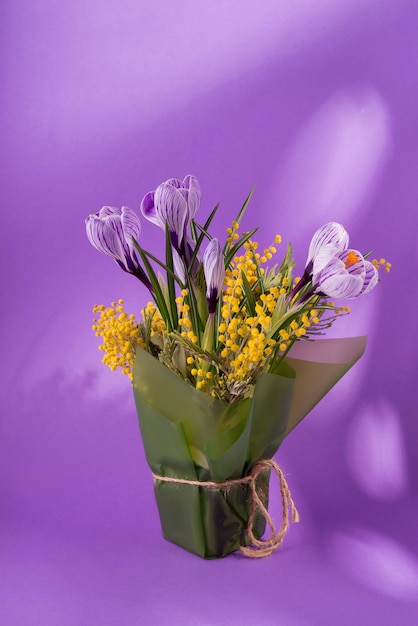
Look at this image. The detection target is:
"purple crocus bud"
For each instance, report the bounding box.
[203,238,225,313]
[86,206,152,290]
[313,248,371,299]
[140,175,201,250]
[306,222,349,275]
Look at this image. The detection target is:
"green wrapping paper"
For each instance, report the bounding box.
[133,336,367,558]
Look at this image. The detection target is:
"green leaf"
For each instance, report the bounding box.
[165,224,178,329]
[190,219,198,243]
[133,238,173,332]
[235,185,255,226]
[192,221,213,243]
[240,271,256,317]
[278,242,294,274]
[184,274,203,340]
[188,202,220,274]
[223,186,255,255]
[132,239,184,288]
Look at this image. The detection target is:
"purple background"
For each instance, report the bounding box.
[2,1,418,624]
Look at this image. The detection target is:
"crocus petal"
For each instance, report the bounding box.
[140,191,162,227]
[182,174,201,220]
[86,206,143,273]
[306,222,349,272]
[318,271,365,298]
[313,249,367,299]
[154,183,188,246]
[165,177,184,189]
[121,206,141,240]
[102,214,132,270]
[313,255,344,283]
[86,206,155,291]
[85,214,102,250]
[172,248,186,284]
[86,214,126,267]
[203,238,225,312]
[99,205,122,217]
[312,243,343,275]
[360,260,379,295]
[140,176,201,252]
[121,206,142,266]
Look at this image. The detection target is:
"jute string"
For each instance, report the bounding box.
[152,459,299,558]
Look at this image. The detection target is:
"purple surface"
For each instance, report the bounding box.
[1,1,418,624]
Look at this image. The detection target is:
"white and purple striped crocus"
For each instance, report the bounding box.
[312,248,378,299]
[203,238,225,313]
[306,222,349,275]
[86,206,152,290]
[140,175,200,255]
[291,222,349,299]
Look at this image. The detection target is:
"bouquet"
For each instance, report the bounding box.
[86,175,390,558]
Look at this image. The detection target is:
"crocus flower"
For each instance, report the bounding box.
[313,249,378,299]
[306,222,349,275]
[140,175,201,253]
[203,238,225,313]
[290,222,350,301]
[86,206,152,290]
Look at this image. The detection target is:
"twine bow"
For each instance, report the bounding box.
[240,459,300,558]
[152,459,299,558]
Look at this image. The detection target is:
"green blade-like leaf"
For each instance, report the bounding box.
[278,242,295,276]
[235,185,255,226]
[188,202,220,273]
[165,224,178,329]
[223,186,255,255]
[184,273,203,339]
[132,239,185,288]
[190,219,198,243]
[240,270,256,317]
[203,202,220,231]
[192,221,213,243]
[133,238,173,332]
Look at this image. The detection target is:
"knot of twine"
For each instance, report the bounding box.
[152,459,299,558]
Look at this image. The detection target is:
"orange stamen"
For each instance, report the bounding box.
[345,251,361,268]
